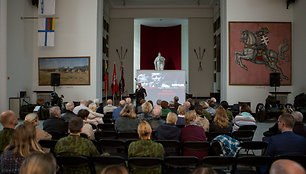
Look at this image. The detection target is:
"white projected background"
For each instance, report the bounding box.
[136,70,186,104]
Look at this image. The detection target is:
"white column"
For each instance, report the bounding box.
[0,0,8,112]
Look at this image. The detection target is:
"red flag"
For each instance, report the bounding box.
[104,60,108,95]
[112,64,118,95]
[119,66,125,95]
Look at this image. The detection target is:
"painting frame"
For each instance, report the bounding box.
[38,56,90,86]
[229,22,292,86]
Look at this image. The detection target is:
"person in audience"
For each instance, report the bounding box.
[96,101,104,114]
[156,112,181,140]
[209,107,232,133]
[181,110,208,159]
[93,98,100,107]
[87,100,94,106]
[77,109,94,140]
[0,110,18,152]
[199,101,213,121]
[0,123,44,174]
[210,97,219,108]
[24,113,51,141]
[115,103,139,133]
[184,101,191,112]
[20,153,57,174]
[232,104,256,132]
[147,100,154,108]
[176,105,186,126]
[87,103,104,126]
[136,99,146,114]
[73,100,89,115]
[55,117,99,174]
[154,99,162,110]
[100,165,128,174]
[61,102,77,122]
[206,100,216,117]
[138,101,154,122]
[173,96,181,110]
[125,97,132,104]
[43,106,68,138]
[269,159,305,174]
[265,113,306,157]
[187,98,194,110]
[194,105,210,132]
[191,167,218,174]
[112,100,126,121]
[103,99,117,114]
[168,101,177,113]
[150,107,165,131]
[128,121,164,174]
[292,111,306,137]
[161,100,171,118]
[220,101,233,121]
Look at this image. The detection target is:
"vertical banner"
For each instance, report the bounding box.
[112,64,118,96]
[38,18,55,47]
[38,0,56,16]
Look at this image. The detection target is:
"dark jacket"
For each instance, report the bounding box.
[156,123,181,140]
[43,117,68,135]
[61,110,76,122]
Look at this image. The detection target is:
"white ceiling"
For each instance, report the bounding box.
[108,0,214,8]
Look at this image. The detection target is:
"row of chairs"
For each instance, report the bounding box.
[56,155,306,174]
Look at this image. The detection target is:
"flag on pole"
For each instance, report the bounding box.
[38,0,56,16]
[38,18,55,47]
[112,64,118,95]
[119,66,125,95]
[104,60,109,95]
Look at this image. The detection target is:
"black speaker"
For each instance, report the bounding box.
[270,72,280,87]
[51,73,60,86]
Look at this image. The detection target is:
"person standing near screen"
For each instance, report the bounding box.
[135,83,147,107]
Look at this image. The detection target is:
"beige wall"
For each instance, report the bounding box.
[188,18,214,97]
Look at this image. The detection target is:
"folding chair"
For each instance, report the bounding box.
[202,156,237,174]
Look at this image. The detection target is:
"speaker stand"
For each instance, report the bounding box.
[53,86,56,92]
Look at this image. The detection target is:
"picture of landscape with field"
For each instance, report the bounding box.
[39,57,90,85]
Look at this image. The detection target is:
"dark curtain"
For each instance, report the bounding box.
[140,25,181,70]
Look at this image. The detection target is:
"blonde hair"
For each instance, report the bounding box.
[20,153,56,174]
[5,123,43,158]
[120,103,137,118]
[141,102,153,113]
[177,105,186,115]
[185,110,197,125]
[100,165,128,174]
[137,120,152,139]
[88,103,97,112]
[166,112,178,124]
[24,113,38,124]
[213,107,229,129]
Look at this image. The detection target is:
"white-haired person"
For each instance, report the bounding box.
[24,113,51,141]
[292,111,306,137]
[87,103,104,126]
[156,112,181,140]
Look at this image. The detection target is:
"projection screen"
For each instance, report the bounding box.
[136,70,186,104]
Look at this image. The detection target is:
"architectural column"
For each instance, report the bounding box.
[0,0,8,112]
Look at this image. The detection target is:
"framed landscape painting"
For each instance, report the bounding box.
[229,22,291,85]
[39,56,90,86]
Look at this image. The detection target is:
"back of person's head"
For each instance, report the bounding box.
[220,101,229,110]
[279,113,295,129]
[100,165,128,174]
[240,104,252,113]
[77,109,89,120]
[65,102,74,111]
[156,99,162,105]
[0,110,18,128]
[142,102,153,113]
[174,96,179,102]
[177,105,186,115]
[166,112,178,125]
[152,107,161,118]
[69,117,83,133]
[107,99,113,105]
[119,100,126,107]
[125,97,132,104]
[6,123,43,157]
[214,107,229,128]
[282,108,294,114]
[137,120,152,139]
[208,100,215,108]
[80,99,88,106]
[49,106,61,118]
[24,113,38,125]
[120,103,136,118]
[292,111,303,123]
[20,153,57,174]
[184,101,191,109]
[191,167,217,174]
[87,100,93,106]
[148,100,154,107]
[200,101,209,109]
[139,99,146,105]
[88,103,97,112]
[93,99,100,105]
[161,100,169,109]
[194,105,204,115]
[270,159,305,174]
[185,110,197,125]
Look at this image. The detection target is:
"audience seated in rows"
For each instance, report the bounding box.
[103,99,117,114]
[181,110,208,159]
[265,113,306,157]
[232,104,256,132]
[270,159,305,174]
[220,101,233,121]
[73,100,89,115]
[0,110,18,152]
[55,117,99,174]
[128,120,164,174]
[43,106,68,136]
[209,107,232,133]
[77,109,94,140]
[199,101,213,121]
[24,113,51,141]
[88,103,104,125]
[195,105,210,132]
[0,123,44,174]
[20,153,57,174]
[112,100,125,121]
[176,105,186,126]
[115,103,139,133]
[156,112,181,140]
[61,102,77,122]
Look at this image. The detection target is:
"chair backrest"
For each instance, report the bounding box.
[92,156,126,166]
[231,130,255,142]
[117,132,139,140]
[94,131,117,140]
[97,123,115,131]
[48,132,68,140]
[38,139,58,154]
[206,132,232,142]
[155,140,181,156]
[56,155,94,174]
[128,157,163,169]
[236,156,272,173]
[164,156,199,168]
[104,112,113,119]
[238,125,257,131]
[90,123,97,130]
[176,125,185,129]
[202,156,237,174]
[239,141,268,153]
[183,141,210,151]
[99,139,126,153]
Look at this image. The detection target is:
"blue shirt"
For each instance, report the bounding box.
[112,107,123,121]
